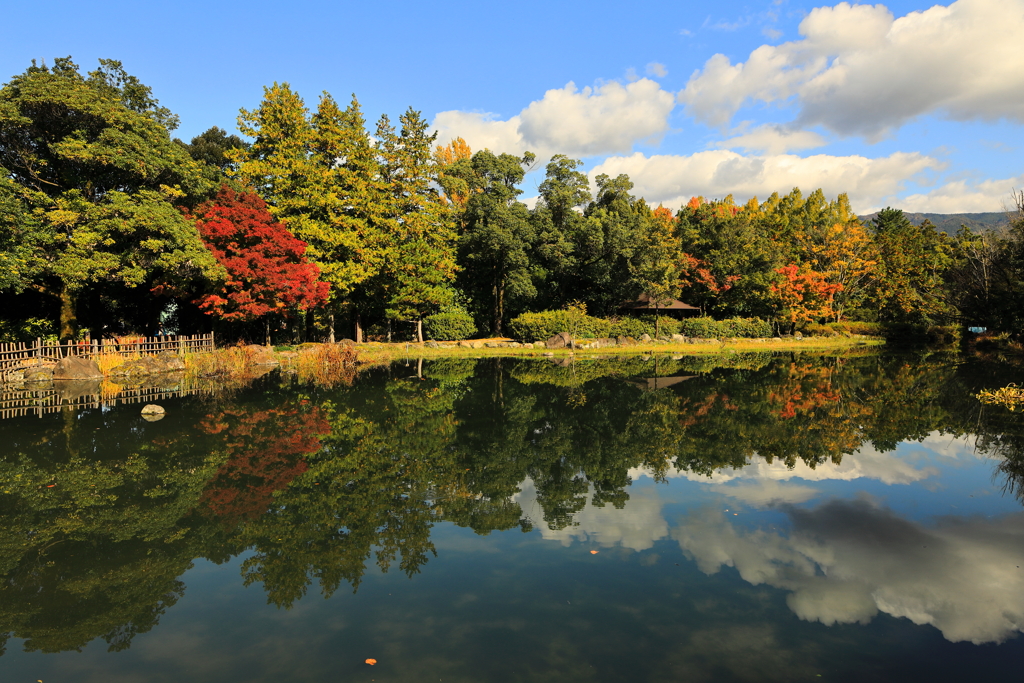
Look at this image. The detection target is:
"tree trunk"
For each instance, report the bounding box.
[355,312,363,344]
[58,285,78,341]
[265,318,271,347]
[327,311,335,344]
[416,318,423,343]
[493,273,505,337]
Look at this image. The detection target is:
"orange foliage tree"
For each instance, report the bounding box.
[770,263,843,330]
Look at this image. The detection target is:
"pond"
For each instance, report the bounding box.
[1,351,1024,682]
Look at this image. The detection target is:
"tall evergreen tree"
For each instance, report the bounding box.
[373,109,457,341]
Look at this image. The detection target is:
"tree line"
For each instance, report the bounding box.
[2,58,1023,343]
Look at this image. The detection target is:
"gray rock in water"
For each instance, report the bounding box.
[140,404,166,421]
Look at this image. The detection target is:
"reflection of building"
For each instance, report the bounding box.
[625,375,696,391]
[618,292,701,317]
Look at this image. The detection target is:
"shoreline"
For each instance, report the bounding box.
[350,335,887,365]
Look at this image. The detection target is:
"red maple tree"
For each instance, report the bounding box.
[193,186,329,321]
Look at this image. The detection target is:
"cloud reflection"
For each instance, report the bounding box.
[673,498,1024,644]
[515,479,668,551]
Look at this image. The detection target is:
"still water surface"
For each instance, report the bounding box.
[2,352,1024,682]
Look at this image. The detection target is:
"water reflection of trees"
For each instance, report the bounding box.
[2,351,1024,653]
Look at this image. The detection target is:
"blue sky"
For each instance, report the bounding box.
[4,0,1021,214]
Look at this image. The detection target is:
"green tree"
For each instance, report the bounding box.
[0,57,220,338]
[372,109,458,341]
[871,208,953,324]
[456,149,538,335]
[184,126,249,172]
[677,195,784,318]
[530,155,589,308]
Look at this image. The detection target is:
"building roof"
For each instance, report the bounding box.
[619,292,700,311]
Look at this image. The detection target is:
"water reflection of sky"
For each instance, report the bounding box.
[517,431,1024,646]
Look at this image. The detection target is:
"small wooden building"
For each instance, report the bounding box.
[618,293,701,317]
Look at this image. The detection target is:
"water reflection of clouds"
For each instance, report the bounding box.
[628,431,997,500]
[673,498,1024,645]
[518,429,1024,644]
[514,479,668,551]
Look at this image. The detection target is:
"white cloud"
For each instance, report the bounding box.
[591,149,942,213]
[715,123,828,154]
[515,479,669,551]
[431,78,675,159]
[430,110,524,158]
[673,499,1024,644]
[646,62,669,78]
[893,172,1024,214]
[679,0,1024,137]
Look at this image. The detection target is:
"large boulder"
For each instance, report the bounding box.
[53,356,103,381]
[24,365,54,382]
[157,351,186,371]
[244,345,279,365]
[545,332,572,349]
[111,355,167,378]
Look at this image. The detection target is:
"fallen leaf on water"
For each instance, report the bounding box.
[590,550,599,555]
[365,659,377,665]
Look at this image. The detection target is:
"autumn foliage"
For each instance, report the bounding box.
[771,263,843,325]
[193,186,330,321]
[199,402,331,524]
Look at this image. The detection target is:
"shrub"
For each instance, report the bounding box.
[424,310,477,340]
[837,321,884,336]
[507,310,612,342]
[678,317,772,339]
[609,317,653,338]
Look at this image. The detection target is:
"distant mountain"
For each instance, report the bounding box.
[858,211,1011,234]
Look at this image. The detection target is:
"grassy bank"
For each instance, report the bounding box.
[351,335,886,366]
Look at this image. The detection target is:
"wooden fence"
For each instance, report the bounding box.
[0,382,213,420]
[0,333,214,381]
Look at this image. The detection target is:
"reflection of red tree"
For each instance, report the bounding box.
[679,392,738,428]
[199,403,329,524]
[769,364,841,419]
